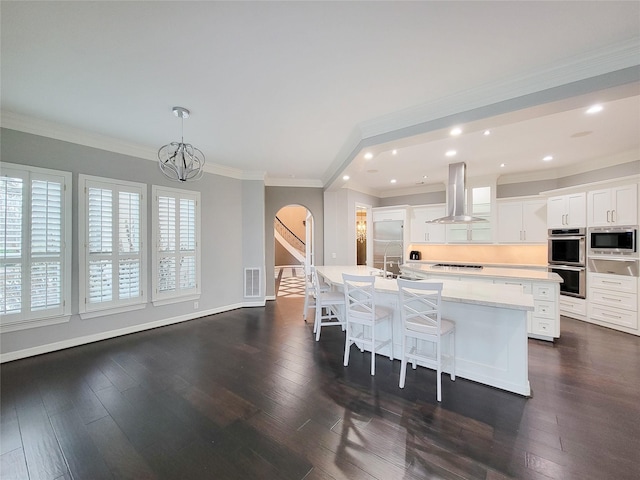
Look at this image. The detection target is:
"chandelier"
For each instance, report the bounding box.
[356,219,367,243]
[158,107,205,182]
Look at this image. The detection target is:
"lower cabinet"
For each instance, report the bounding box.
[587,273,638,333]
[405,271,560,341]
[494,279,559,340]
[558,296,587,319]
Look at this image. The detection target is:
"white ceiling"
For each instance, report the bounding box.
[2,2,639,194]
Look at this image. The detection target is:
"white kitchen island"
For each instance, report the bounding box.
[401,263,563,341]
[315,265,535,396]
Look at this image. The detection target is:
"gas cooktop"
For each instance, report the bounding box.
[432,263,483,269]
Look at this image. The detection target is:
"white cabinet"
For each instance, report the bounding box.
[497,198,547,243]
[558,296,587,319]
[410,205,446,244]
[372,207,406,222]
[547,193,586,228]
[587,184,637,227]
[493,279,559,340]
[587,273,638,332]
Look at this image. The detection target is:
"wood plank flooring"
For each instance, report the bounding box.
[1,297,639,479]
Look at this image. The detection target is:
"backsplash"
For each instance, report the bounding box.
[408,244,548,266]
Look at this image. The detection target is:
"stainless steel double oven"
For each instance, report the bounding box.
[548,228,586,298]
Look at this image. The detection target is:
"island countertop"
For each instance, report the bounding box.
[314,265,534,396]
[316,265,534,312]
[401,262,562,283]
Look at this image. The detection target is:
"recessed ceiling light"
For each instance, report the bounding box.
[483,130,491,136]
[342,175,350,181]
[500,163,506,168]
[445,150,457,157]
[392,149,397,155]
[364,152,373,160]
[543,155,553,162]
[422,175,428,179]
[586,104,603,114]
[390,179,397,184]
[450,127,462,136]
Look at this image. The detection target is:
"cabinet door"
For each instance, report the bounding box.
[588,188,613,226]
[410,207,429,243]
[522,200,547,242]
[497,201,523,243]
[424,205,447,243]
[410,205,446,243]
[547,196,567,228]
[612,184,637,225]
[566,192,586,227]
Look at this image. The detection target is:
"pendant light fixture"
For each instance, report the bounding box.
[158,106,205,182]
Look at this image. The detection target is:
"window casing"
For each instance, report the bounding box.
[79,175,146,318]
[152,186,201,305]
[1,164,71,331]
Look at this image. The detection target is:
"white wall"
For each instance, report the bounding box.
[1,128,263,360]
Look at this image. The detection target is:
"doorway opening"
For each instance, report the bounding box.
[274,204,314,297]
[356,206,367,265]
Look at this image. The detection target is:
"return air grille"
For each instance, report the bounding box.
[244,268,261,298]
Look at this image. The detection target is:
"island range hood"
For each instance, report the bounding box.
[427,162,487,224]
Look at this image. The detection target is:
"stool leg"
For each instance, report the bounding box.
[370,321,376,376]
[343,323,351,367]
[399,334,407,388]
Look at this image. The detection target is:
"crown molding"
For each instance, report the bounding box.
[264,177,323,188]
[497,150,639,185]
[0,110,262,182]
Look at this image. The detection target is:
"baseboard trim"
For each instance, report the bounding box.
[1,302,249,363]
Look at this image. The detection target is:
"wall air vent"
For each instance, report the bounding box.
[244,268,261,298]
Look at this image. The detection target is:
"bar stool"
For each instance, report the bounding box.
[303,265,330,321]
[342,274,394,375]
[312,267,345,341]
[397,279,455,402]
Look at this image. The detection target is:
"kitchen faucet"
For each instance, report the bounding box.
[382,241,404,278]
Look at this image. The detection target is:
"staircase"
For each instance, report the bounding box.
[274,216,306,264]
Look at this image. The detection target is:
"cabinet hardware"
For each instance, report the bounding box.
[606,210,611,223]
[602,280,622,285]
[602,312,622,319]
[612,209,616,223]
[602,296,622,302]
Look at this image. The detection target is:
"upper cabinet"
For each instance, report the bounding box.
[410,204,446,244]
[497,198,547,243]
[371,207,406,223]
[547,193,586,228]
[587,184,637,227]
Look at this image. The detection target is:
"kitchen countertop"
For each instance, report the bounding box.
[316,265,534,311]
[401,263,562,283]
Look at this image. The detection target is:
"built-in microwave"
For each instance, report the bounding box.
[589,226,637,256]
[548,228,586,266]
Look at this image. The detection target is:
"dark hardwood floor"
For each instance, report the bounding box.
[1,297,639,479]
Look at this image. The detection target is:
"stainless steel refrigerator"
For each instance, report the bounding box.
[373,220,404,277]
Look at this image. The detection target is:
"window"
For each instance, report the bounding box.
[152,185,201,305]
[79,175,146,318]
[1,163,71,331]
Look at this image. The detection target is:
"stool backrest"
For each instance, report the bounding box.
[342,274,377,322]
[397,279,443,335]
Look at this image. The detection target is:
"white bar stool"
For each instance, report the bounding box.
[312,267,345,341]
[303,265,330,321]
[342,274,394,375]
[397,279,455,402]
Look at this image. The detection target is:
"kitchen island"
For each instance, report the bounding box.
[316,265,535,396]
[401,262,563,341]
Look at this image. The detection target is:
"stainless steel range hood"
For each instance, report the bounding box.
[427,162,487,224]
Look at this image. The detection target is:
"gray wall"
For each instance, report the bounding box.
[1,128,262,358]
[264,186,324,298]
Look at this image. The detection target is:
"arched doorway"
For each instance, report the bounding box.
[274,204,314,297]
